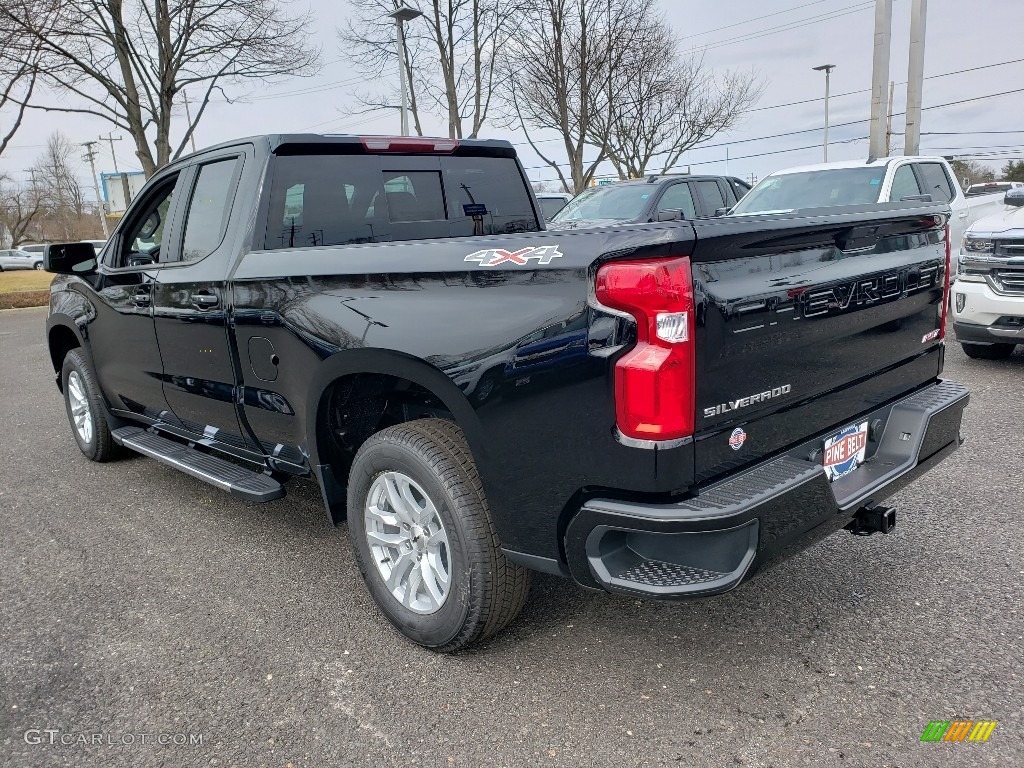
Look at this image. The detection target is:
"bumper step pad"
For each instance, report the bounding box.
[112,426,285,503]
[617,560,725,588]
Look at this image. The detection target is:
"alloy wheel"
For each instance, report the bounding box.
[67,370,93,444]
[364,471,452,615]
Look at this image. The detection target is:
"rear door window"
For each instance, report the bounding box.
[889,165,922,201]
[917,163,954,203]
[657,183,696,218]
[695,180,727,214]
[538,197,567,220]
[181,158,240,262]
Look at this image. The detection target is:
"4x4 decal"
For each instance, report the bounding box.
[465,245,564,267]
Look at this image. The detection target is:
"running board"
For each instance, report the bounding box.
[111,426,285,503]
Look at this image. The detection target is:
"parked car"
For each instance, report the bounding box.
[729,157,1004,253]
[45,133,966,651]
[548,174,750,228]
[535,192,572,221]
[0,248,44,271]
[951,187,1024,359]
[80,239,109,253]
[965,180,1023,198]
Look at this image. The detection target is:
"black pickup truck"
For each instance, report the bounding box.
[44,134,968,651]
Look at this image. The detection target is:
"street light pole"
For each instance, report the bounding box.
[387,5,424,137]
[812,64,837,162]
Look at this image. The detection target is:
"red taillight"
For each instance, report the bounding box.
[595,256,695,441]
[940,223,951,339]
[360,136,459,153]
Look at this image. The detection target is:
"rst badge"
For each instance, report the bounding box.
[822,421,869,481]
[465,245,564,267]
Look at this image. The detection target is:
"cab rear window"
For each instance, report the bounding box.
[262,154,539,250]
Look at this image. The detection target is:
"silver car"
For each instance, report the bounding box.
[0,248,44,271]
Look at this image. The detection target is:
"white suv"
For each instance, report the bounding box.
[951,188,1024,359]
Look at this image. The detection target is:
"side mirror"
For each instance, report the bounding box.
[656,209,683,222]
[44,242,97,275]
[714,207,731,217]
[899,194,933,203]
[1005,188,1024,207]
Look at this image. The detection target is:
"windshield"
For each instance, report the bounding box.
[731,167,886,214]
[551,184,651,222]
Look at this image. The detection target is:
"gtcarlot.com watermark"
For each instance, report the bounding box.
[24,729,203,747]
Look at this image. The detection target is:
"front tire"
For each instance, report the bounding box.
[961,342,1015,360]
[62,349,119,461]
[347,418,530,651]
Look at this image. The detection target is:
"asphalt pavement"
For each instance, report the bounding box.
[1,305,1021,768]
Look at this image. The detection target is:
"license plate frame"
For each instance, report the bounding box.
[822,420,869,482]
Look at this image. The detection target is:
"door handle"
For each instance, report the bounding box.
[958,211,969,218]
[131,289,151,307]
[190,292,219,309]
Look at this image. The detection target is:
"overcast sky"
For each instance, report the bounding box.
[3,0,1023,197]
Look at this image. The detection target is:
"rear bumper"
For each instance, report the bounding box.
[564,379,968,598]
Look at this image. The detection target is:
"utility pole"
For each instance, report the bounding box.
[81,141,109,239]
[868,0,893,159]
[884,80,895,156]
[101,132,122,173]
[904,0,927,155]
[182,91,198,154]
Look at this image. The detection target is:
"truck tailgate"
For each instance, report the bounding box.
[690,207,949,484]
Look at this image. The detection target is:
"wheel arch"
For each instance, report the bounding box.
[306,349,488,525]
[46,316,88,392]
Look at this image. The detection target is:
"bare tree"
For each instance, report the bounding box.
[947,158,995,189]
[0,16,41,159]
[596,32,763,178]
[503,0,762,191]
[339,0,520,139]
[0,175,48,246]
[1,0,319,177]
[502,0,659,193]
[31,133,89,240]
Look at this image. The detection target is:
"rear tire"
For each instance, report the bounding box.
[62,349,119,462]
[961,342,1015,360]
[347,418,530,651]
[33,261,43,270]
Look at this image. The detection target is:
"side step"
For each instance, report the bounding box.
[112,426,285,503]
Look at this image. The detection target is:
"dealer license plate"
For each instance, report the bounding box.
[822,421,869,482]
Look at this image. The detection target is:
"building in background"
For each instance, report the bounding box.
[100,171,147,222]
